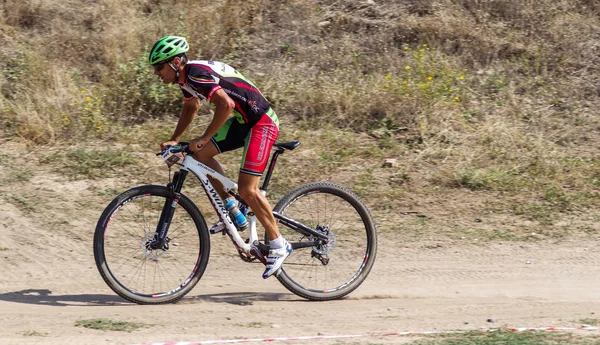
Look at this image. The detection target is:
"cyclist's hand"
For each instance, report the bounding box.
[189,136,209,153]
[160,140,178,151]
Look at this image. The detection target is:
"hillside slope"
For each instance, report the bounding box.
[1,1,599,236]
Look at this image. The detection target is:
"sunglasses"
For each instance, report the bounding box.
[153,62,167,72]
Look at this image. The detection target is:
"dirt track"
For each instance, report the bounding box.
[1,144,600,345]
[2,202,600,345]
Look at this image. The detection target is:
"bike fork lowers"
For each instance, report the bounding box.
[152,170,188,250]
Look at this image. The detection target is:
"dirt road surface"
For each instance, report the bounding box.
[2,201,600,345]
[1,146,600,345]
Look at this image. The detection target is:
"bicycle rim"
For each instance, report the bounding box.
[273,182,377,300]
[94,186,209,304]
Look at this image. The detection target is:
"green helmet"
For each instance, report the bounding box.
[148,36,189,65]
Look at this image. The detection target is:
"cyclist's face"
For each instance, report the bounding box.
[153,59,176,83]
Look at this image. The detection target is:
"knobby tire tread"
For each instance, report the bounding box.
[273,182,377,301]
[93,185,210,305]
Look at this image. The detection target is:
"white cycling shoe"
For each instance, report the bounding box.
[209,221,226,235]
[262,240,293,279]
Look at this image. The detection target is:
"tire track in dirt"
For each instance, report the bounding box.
[2,160,600,344]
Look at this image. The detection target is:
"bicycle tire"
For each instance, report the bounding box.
[94,185,210,304]
[272,182,377,300]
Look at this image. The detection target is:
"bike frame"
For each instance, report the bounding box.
[180,156,258,254]
[154,145,330,261]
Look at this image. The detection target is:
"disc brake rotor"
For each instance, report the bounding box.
[141,232,166,260]
[312,229,336,255]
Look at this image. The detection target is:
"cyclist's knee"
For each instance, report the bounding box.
[238,184,259,202]
[192,148,217,163]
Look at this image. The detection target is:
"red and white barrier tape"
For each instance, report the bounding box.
[137,326,599,345]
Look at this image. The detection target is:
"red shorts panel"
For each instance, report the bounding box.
[240,115,279,176]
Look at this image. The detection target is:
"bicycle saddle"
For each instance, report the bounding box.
[274,141,301,151]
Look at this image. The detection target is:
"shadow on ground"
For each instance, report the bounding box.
[0,289,297,307]
[0,289,128,306]
[183,292,297,305]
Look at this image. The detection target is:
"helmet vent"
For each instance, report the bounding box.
[149,36,190,65]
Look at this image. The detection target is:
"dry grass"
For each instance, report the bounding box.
[1,0,599,235]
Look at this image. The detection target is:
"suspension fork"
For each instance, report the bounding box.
[152,170,188,249]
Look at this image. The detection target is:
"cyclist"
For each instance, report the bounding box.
[149,35,291,279]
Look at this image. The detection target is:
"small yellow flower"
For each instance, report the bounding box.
[97,99,102,103]
[423,43,427,47]
[449,89,453,93]
[81,90,86,94]
[403,80,408,85]
[403,46,409,51]
[85,97,91,103]
[459,75,465,80]
[385,83,390,88]
[405,66,411,70]
[385,75,391,79]
[427,76,433,81]
[419,125,425,130]
[63,116,69,121]
[454,96,460,102]
[419,49,424,53]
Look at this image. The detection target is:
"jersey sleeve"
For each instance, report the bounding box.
[186,65,222,101]
[181,88,194,102]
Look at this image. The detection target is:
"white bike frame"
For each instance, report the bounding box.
[179,155,259,254]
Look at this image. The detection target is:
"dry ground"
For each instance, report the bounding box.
[1,141,600,345]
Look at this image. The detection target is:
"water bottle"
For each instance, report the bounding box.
[225,197,248,230]
[239,204,248,217]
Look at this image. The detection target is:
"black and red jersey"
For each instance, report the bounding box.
[178,60,271,124]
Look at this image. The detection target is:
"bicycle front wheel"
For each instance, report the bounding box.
[273,182,377,300]
[94,185,210,304]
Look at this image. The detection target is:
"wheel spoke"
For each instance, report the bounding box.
[273,182,377,300]
[94,186,209,304]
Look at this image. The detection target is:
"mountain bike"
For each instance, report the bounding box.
[93,141,377,304]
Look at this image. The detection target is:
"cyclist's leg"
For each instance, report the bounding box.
[238,172,279,240]
[191,139,227,197]
[194,117,245,199]
[236,112,289,278]
[237,111,279,240]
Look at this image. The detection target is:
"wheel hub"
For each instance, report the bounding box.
[312,226,336,255]
[141,232,168,260]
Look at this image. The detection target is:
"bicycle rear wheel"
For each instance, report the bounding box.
[94,185,210,304]
[273,182,377,300]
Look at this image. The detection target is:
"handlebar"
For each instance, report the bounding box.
[156,142,193,157]
[157,142,193,167]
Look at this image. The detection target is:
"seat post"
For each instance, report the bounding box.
[260,147,285,192]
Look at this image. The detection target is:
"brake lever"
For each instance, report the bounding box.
[156,145,173,157]
[155,142,192,157]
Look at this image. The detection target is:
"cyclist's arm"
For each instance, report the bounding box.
[200,89,234,140]
[170,98,202,142]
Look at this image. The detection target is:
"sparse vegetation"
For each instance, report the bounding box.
[1,0,599,237]
[74,318,149,332]
[19,330,48,337]
[7,169,34,183]
[234,321,268,328]
[578,319,600,326]
[10,194,36,212]
[39,148,138,179]
[412,330,600,345]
